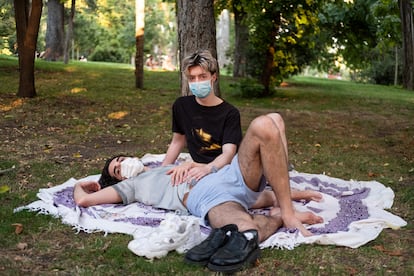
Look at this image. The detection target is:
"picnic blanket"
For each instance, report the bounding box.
[14,153,407,258]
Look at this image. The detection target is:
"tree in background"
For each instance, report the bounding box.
[215,0,249,78]
[399,0,414,90]
[176,0,219,96]
[135,0,144,89]
[64,0,76,64]
[4,0,413,96]
[0,1,16,55]
[74,0,136,63]
[13,0,43,98]
[242,0,322,96]
[317,0,401,85]
[43,0,64,61]
[145,0,177,67]
[231,0,248,78]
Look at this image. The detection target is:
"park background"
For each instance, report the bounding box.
[1,0,414,274]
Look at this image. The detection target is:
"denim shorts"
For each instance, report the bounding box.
[186,154,266,223]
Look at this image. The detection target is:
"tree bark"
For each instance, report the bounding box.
[44,0,64,61]
[135,0,145,89]
[177,0,219,96]
[14,0,43,98]
[233,1,248,78]
[260,13,280,95]
[64,0,76,64]
[399,0,414,90]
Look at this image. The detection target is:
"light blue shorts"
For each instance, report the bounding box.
[186,154,266,223]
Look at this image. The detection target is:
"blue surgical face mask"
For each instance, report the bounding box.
[188,79,212,98]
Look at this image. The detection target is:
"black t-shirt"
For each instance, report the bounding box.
[171,96,242,163]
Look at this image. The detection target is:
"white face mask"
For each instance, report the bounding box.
[188,79,212,98]
[121,157,144,178]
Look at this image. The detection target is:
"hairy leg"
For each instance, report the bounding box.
[265,113,288,160]
[238,114,312,236]
[207,201,283,242]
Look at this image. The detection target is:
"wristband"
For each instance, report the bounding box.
[210,166,218,173]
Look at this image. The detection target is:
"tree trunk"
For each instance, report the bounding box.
[216,10,230,69]
[177,0,219,96]
[64,0,76,64]
[233,2,248,78]
[394,46,398,86]
[261,46,275,95]
[14,0,43,98]
[260,14,280,96]
[399,0,414,90]
[44,0,64,61]
[135,0,145,89]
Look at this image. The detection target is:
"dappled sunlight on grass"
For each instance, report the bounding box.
[107,111,129,119]
[70,87,88,94]
[0,98,24,111]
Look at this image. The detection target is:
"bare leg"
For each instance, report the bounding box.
[266,113,288,160]
[269,207,323,225]
[251,190,275,209]
[207,202,283,242]
[251,190,324,226]
[291,189,323,202]
[238,114,312,236]
[251,189,323,209]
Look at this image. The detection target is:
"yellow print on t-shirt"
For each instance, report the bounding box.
[193,128,221,152]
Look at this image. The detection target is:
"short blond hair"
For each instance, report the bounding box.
[182,50,218,77]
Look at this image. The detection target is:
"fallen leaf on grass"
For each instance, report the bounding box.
[368,172,377,177]
[17,242,28,250]
[273,259,281,268]
[71,87,87,94]
[373,245,403,256]
[346,266,358,275]
[0,185,10,193]
[12,223,23,234]
[108,111,128,119]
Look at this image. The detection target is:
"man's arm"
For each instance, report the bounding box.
[187,143,237,177]
[168,143,237,186]
[73,181,122,207]
[162,132,186,166]
[206,143,237,171]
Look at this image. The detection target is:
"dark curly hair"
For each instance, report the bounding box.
[98,155,123,189]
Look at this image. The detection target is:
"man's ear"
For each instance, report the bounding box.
[212,73,217,82]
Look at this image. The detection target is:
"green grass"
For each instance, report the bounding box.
[1,54,413,275]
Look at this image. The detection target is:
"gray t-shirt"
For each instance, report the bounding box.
[111,165,191,213]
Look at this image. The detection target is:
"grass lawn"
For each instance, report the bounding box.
[0,55,413,275]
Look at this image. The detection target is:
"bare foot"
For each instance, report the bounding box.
[295,211,323,225]
[270,208,323,225]
[292,189,323,202]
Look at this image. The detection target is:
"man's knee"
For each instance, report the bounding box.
[266,113,285,131]
[249,115,282,140]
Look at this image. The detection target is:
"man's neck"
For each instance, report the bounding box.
[195,94,223,107]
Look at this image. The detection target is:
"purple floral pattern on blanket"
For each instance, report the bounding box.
[287,176,370,234]
[54,187,76,208]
